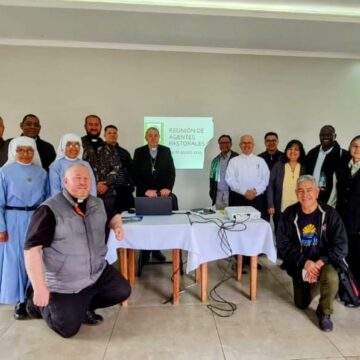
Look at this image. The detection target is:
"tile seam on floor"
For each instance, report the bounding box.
[102,305,122,360]
[267,264,351,359]
[211,310,227,360]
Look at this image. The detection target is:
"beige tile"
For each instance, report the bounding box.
[321,303,360,357]
[0,306,120,360]
[0,305,15,337]
[104,306,224,360]
[216,302,343,360]
[2,251,360,359]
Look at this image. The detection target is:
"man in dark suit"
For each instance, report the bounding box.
[20,114,56,171]
[306,125,349,207]
[133,127,175,262]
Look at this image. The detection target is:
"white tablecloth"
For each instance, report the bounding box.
[106,212,277,273]
[186,214,276,272]
[106,213,194,264]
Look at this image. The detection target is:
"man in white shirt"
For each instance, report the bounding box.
[226,135,270,217]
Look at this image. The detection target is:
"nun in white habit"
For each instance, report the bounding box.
[49,133,96,196]
[0,136,49,318]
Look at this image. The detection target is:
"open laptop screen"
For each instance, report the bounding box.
[135,197,173,216]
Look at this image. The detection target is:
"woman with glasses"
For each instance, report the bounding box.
[0,136,49,319]
[337,135,360,286]
[49,134,96,196]
[267,139,306,231]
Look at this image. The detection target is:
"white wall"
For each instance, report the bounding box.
[1,46,359,209]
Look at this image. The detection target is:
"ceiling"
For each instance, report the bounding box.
[1,0,360,58]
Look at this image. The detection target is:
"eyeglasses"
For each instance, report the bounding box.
[219,141,231,145]
[16,149,34,155]
[66,142,81,149]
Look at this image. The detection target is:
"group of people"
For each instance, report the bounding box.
[0,114,176,337]
[0,113,359,336]
[210,127,360,332]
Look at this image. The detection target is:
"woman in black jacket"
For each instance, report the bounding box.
[337,135,360,285]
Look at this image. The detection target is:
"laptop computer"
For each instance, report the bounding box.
[135,196,173,216]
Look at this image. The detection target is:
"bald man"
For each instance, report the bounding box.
[225,135,270,216]
[24,164,131,338]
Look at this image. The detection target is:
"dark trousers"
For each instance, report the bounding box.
[292,264,338,315]
[38,264,131,338]
[347,233,360,286]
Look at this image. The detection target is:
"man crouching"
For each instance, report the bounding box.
[24,163,130,338]
[277,175,347,332]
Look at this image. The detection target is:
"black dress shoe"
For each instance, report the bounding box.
[151,250,166,262]
[14,302,28,320]
[82,310,104,326]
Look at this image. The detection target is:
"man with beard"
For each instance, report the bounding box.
[306,125,349,207]
[19,114,56,171]
[81,115,107,200]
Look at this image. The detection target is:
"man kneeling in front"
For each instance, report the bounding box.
[24,163,131,338]
[277,175,347,332]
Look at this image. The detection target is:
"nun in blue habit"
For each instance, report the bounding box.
[49,133,96,196]
[0,136,49,319]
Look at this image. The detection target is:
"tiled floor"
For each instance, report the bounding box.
[1,255,360,360]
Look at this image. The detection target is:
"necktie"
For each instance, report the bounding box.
[74,202,85,217]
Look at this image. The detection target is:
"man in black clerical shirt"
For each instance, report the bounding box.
[81,115,111,207]
[24,164,131,338]
[133,127,176,263]
[19,114,56,171]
